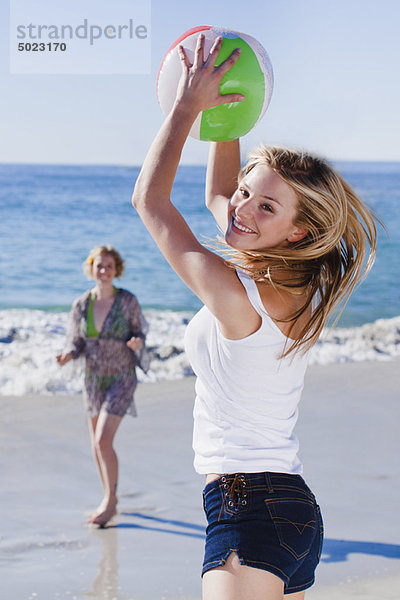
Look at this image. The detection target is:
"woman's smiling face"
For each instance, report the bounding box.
[92,253,117,284]
[225,164,307,251]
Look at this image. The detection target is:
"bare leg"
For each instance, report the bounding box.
[202,552,285,600]
[88,416,106,489]
[88,412,123,525]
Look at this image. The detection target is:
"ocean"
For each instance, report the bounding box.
[1,162,399,395]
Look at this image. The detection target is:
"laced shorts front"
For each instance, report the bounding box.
[202,472,324,594]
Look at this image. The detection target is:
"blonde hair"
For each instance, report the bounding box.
[225,146,379,356]
[83,245,125,279]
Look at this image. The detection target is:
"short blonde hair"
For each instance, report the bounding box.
[83,245,125,279]
[225,145,379,356]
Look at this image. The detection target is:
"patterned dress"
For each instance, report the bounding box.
[65,288,149,418]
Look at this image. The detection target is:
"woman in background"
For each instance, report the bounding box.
[57,245,148,526]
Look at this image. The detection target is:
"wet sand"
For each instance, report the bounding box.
[1,359,399,599]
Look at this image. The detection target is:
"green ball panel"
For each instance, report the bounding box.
[199,37,265,141]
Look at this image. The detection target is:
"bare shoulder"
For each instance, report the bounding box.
[256,282,311,339]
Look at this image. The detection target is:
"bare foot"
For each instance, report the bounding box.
[88,499,118,526]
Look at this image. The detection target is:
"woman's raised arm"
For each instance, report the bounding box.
[131,35,250,328]
[206,139,241,232]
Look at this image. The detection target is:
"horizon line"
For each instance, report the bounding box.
[1,158,400,168]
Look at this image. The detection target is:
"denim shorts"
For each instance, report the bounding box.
[202,472,324,594]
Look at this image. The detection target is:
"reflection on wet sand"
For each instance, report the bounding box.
[85,527,125,600]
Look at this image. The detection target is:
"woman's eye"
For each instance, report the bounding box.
[262,203,273,213]
[239,188,249,198]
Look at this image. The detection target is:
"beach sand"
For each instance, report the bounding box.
[1,358,399,599]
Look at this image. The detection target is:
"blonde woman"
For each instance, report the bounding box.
[132,35,377,599]
[57,245,148,526]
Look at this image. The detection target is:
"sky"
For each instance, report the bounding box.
[1,0,399,165]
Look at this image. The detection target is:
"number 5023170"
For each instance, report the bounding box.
[18,42,67,51]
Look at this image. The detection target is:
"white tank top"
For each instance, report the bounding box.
[184,270,311,475]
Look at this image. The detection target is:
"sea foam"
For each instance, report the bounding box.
[0,309,399,396]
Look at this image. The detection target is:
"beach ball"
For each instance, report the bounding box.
[157,25,274,141]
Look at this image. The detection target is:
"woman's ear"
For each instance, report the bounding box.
[287,227,308,243]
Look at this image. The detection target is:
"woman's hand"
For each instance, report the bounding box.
[132,33,245,211]
[56,352,72,367]
[126,336,143,352]
[174,34,245,117]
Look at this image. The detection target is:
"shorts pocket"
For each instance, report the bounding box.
[265,497,318,560]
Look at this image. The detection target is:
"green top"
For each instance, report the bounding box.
[87,288,117,338]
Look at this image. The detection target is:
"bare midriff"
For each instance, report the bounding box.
[205,473,222,485]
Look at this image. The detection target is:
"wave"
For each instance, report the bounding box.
[0,308,399,396]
